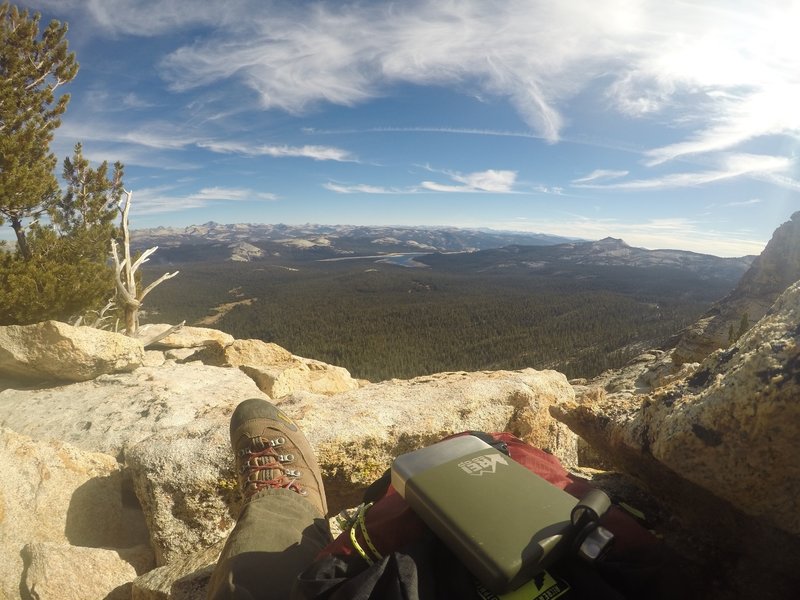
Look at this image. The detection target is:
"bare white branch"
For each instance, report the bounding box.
[110,189,178,334]
[130,246,158,272]
[139,270,180,301]
[140,320,186,348]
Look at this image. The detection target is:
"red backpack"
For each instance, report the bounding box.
[295,432,671,600]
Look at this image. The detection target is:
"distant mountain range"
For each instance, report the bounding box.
[131,222,576,258]
[419,237,755,280]
[132,222,755,279]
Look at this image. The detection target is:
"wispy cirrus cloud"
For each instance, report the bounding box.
[532,185,564,195]
[643,86,800,165]
[325,169,519,195]
[190,187,277,202]
[721,199,763,208]
[757,172,800,192]
[573,154,791,191]
[34,0,245,36]
[323,183,405,194]
[126,185,277,215]
[81,89,157,114]
[58,121,354,164]
[60,120,196,150]
[156,1,616,141]
[571,169,630,185]
[38,1,800,163]
[37,0,800,203]
[303,126,548,140]
[196,140,355,162]
[421,170,517,193]
[151,0,800,158]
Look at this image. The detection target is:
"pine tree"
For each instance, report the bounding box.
[0,144,124,324]
[0,6,127,326]
[0,2,78,258]
[56,142,123,236]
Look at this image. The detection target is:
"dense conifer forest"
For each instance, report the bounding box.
[143,253,738,381]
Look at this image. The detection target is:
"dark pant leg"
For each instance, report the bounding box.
[207,488,332,600]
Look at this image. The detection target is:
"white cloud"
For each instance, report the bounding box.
[722,199,763,208]
[158,0,619,141]
[198,141,355,162]
[51,137,200,171]
[758,172,800,192]
[574,154,791,190]
[644,86,800,165]
[304,126,548,140]
[59,121,201,151]
[532,185,563,195]
[147,0,800,155]
[125,185,277,215]
[120,93,155,109]
[46,0,800,191]
[257,145,354,162]
[571,170,630,184]
[58,121,354,164]
[422,169,517,193]
[326,168,518,195]
[36,0,245,36]
[190,187,277,201]
[323,183,403,194]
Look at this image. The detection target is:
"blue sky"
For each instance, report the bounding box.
[12,0,800,256]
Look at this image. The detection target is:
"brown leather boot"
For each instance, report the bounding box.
[230,398,328,517]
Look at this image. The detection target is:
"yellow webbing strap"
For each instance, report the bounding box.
[348,502,383,565]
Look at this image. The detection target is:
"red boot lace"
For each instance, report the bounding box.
[239,442,308,501]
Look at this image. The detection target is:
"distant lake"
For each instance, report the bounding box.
[317,252,430,268]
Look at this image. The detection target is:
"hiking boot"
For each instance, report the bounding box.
[230,398,328,517]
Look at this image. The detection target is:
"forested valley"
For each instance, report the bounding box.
[143,252,740,382]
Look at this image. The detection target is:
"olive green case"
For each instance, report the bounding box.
[391,435,578,593]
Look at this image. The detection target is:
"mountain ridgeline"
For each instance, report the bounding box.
[139,224,754,381]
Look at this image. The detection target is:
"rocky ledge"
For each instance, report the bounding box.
[0,321,575,599]
[1,273,799,598]
[557,281,800,598]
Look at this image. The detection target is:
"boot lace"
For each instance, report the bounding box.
[238,437,309,500]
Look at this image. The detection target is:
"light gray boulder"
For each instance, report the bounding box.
[0,428,135,600]
[131,542,222,600]
[201,338,361,398]
[125,415,238,566]
[0,361,267,457]
[143,350,167,367]
[0,320,143,382]
[165,347,202,362]
[136,324,234,349]
[22,542,154,600]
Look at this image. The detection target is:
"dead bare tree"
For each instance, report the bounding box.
[111,190,179,335]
